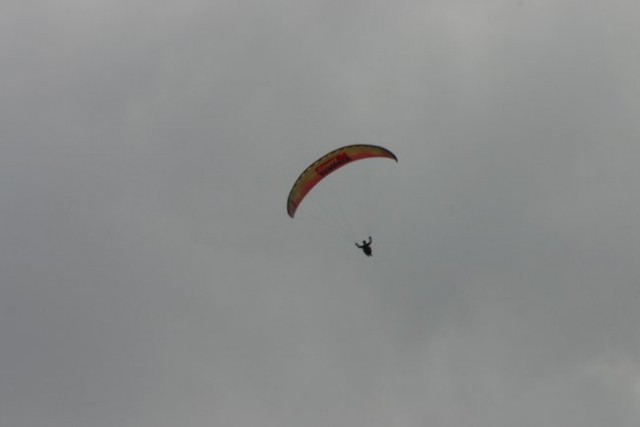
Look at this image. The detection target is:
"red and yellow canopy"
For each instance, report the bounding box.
[287,144,397,218]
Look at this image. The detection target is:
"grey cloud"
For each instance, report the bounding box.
[1,0,639,426]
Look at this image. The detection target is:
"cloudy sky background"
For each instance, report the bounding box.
[2,0,640,425]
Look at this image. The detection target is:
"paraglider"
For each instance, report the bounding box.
[355,236,373,257]
[286,144,397,255]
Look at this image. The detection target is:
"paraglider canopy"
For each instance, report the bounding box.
[286,144,397,218]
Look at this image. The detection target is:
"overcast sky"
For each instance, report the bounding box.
[2,0,640,426]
